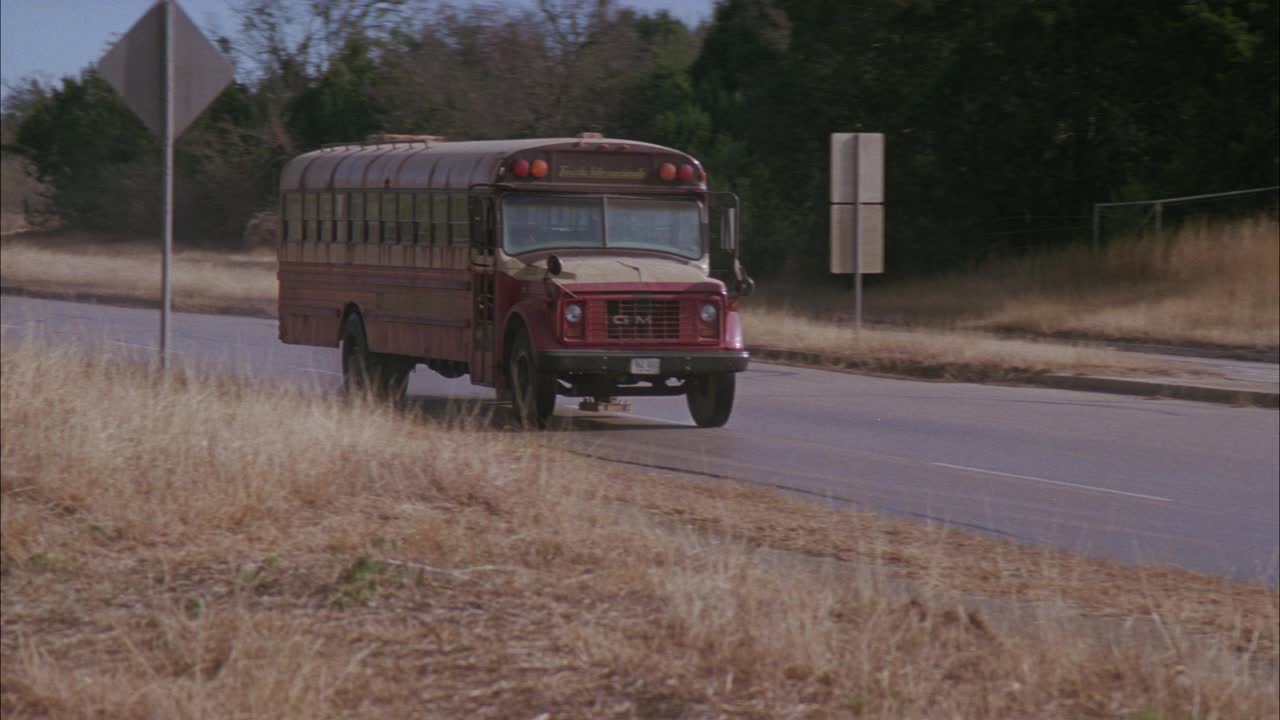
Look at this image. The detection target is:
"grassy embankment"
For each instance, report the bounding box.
[1,339,1276,717]
[0,236,277,318]
[1,216,1277,380]
[751,216,1279,357]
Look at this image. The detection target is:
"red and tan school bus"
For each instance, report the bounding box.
[277,133,753,427]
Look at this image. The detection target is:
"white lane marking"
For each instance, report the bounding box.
[627,413,689,426]
[619,409,691,425]
[566,409,689,426]
[289,367,342,377]
[108,340,158,351]
[931,462,1173,503]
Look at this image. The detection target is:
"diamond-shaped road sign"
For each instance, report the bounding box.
[95,1,234,369]
[97,0,233,137]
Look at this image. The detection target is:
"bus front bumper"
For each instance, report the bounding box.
[538,350,750,375]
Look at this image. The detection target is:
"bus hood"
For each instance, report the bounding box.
[511,255,722,291]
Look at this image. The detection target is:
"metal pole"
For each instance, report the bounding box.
[161,0,174,369]
[854,199,863,331]
[1154,201,1163,237]
[1091,203,1100,255]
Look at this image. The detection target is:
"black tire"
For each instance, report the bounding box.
[379,357,412,403]
[341,313,375,396]
[341,313,410,402]
[686,372,735,428]
[507,329,555,428]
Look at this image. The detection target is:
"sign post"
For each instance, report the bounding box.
[97,0,233,368]
[163,0,175,367]
[829,133,885,331]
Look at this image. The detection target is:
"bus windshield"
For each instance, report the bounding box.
[502,195,703,259]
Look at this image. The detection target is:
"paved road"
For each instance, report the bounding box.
[4,295,1278,584]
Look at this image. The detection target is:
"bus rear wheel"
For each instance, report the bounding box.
[341,314,409,402]
[686,372,735,428]
[507,329,555,429]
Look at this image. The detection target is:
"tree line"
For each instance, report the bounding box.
[3,0,1276,279]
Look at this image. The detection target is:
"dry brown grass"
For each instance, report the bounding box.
[0,234,276,316]
[2,339,1276,718]
[758,215,1280,351]
[742,309,1166,380]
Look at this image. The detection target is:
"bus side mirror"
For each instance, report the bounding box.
[720,207,738,252]
[733,257,755,297]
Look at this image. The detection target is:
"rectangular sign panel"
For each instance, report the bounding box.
[830,133,884,204]
[829,203,884,274]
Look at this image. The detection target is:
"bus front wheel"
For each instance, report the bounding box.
[686,373,735,428]
[507,329,555,428]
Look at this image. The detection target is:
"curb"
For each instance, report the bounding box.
[748,346,1280,409]
[1026,374,1279,409]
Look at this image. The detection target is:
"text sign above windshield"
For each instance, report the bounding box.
[554,152,651,183]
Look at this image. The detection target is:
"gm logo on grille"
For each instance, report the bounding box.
[610,315,653,326]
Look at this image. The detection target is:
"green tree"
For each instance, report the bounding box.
[287,36,386,148]
[13,72,156,232]
[684,0,1279,278]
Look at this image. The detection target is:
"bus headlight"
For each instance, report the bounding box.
[564,303,583,323]
[699,303,718,323]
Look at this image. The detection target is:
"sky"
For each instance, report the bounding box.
[0,0,715,91]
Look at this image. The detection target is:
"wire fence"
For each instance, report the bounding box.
[1091,185,1280,253]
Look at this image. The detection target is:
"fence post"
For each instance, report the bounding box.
[1091,203,1101,255]
[1092,186,1277,248]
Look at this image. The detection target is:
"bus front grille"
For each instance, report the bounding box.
[595,298,682,341]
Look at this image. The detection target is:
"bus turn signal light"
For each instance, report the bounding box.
[531,159,549,178]
[658,162,676,181]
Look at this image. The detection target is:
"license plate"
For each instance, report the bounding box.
[630,358,660,375]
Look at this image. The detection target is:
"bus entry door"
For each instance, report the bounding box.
[468,193,496,386]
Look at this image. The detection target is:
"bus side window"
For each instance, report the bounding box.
[399,191,414,244]
[319,192,333,243]
[450,194,470,246]
[471,195,494,255]
[433,193,448,245]
[415,193,431,245]
[285,192,302,242]
[350,191,364,243]
[335,193,348,243]
[366,191,381,244]
[382,192,398,244]
[303,192,318,242]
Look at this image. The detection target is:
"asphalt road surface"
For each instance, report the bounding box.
[4,295,1278,585]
